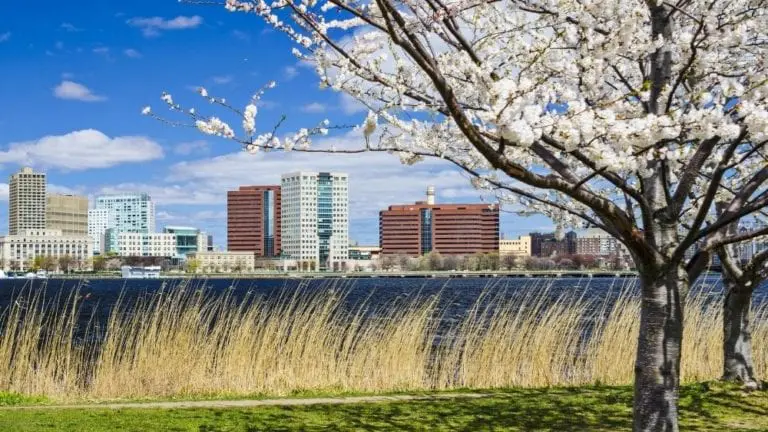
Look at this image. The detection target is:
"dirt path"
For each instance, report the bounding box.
[0,393,491,410]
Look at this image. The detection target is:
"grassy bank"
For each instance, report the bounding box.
[0,280,765,401]
[0,383,765,431]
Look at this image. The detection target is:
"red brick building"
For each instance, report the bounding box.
[379,189,499,256]
[227,186,281,256]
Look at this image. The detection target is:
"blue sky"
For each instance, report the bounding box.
[0,0,552,247]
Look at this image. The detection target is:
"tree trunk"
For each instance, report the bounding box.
[722,276,759,387]
[633,267,686,432]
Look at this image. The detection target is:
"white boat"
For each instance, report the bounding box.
[121,266,162,279]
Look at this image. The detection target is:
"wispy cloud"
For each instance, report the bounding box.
[284,66,299,80]
[0,32,10,43]
[231,30,250,42]
[60,23,82,32]
[301,102,327,114]
[53,81,106,102]
[92,47,110,55]
[211,75,233,85]
[127,15,203,37]
[124,48,142,59]
[0,129,163,171]
[174,140,209,156]
[340,93,367,114]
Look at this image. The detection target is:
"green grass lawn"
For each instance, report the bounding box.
[0,383,765,431]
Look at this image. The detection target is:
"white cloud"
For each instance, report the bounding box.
[164,130,477,217]
[340,93,367,114]
[0,32,10,43]
[60,23,82,32]
[231,30,250,41]
[211,75,233,85]
[124,48,142,58]
[174,140,209,156]
[127,16,203,37]
[301,102,327,114]
[53,81,106,102]
[0,129,164,171]
[97,183,221,205]
[284,66,298,80]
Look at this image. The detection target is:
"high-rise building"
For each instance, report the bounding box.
[281,172,349,271]
[226,186,281,256]
[379,188,499,256]
[88,208,115,255]
[93,193,155,253]
[9,167,47,235]
[47,194,88,236]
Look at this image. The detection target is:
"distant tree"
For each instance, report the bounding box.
[485,253,500,271]
[41,256,57,272]
[425,251,443,271]
[186,259,201,274]
[501,254,517,270]
[396,255,410,271]
[58,255,75,274]
[442,255,460,271]
[378,255,394,271]
[232,260,244,273]
[557,258,575,270]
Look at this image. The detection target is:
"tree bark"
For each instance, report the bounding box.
[722,276,759,387]
[633,267,686,432]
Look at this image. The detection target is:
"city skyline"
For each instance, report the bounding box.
[0,0,554,248]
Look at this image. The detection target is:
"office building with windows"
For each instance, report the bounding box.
[88,208,115,255]
[281,172,349,271]
[9,167,47,235]
[92,193,155,253]
[379,187,499,256]
[499,235,532,257]
[0,229,92,272]
[227,186,281,256]
[109,232,177,257]
[47,194,88,236]
[163,226,210,259]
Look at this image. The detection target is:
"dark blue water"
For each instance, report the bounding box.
[1,275,765,327]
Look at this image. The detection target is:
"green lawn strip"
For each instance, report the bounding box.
[0,383,765,431]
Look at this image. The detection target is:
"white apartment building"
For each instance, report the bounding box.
[93,193,155,253]
[0,229,92,271]
[188,251,255,273]
[114,233,177,257]
[88,208,115,254]
[9,167,47,235]
[281,172,349,271]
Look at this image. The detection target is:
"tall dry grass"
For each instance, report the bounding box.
[0,280,765,401]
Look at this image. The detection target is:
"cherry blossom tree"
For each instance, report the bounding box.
[716,218,767,389]
[147,0,768,430]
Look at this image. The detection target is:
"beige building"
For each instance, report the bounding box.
[47,194,89,236]
[499,235,532,257]
[0,229,92,271]
[115,233,177,257]
[9,167,47,235]
[187,251,255,273]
